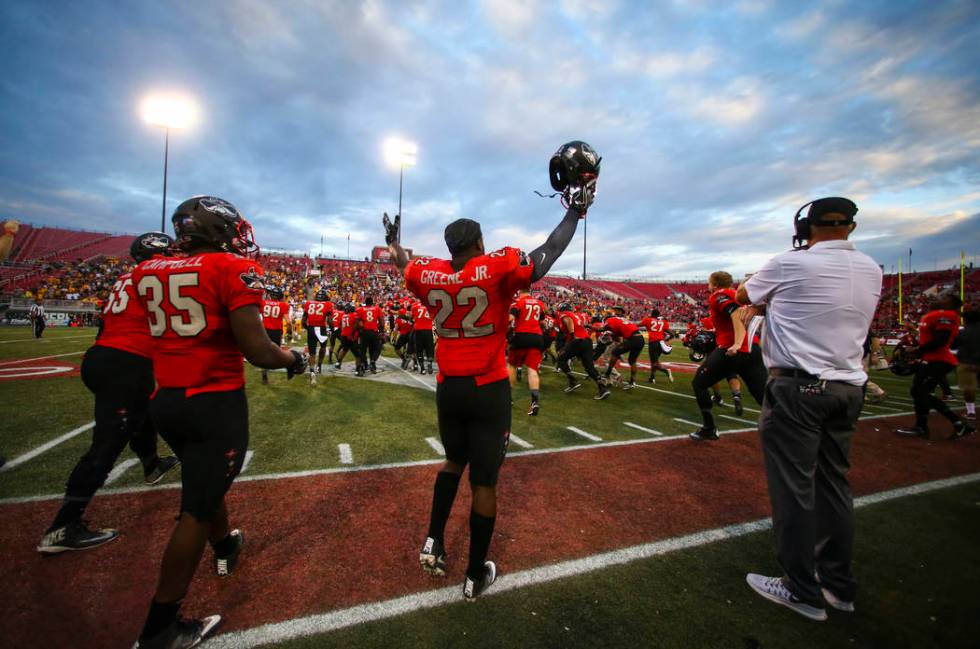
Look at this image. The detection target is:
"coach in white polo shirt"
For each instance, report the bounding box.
[734,197,882,621]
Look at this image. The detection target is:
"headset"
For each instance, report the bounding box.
[792,197,858,249]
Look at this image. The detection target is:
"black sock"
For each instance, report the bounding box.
[530,389,540,403]
[467,511,496,580]
[50,500,85,531]
[141,599,181,638]
[427,471,461,543]
[211,532,238,556]
[732,390,742,399]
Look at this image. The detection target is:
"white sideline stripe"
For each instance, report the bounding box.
[719,414,757,425]
[240,451,255,474]
[0,421,95,472]
[673,418,703,428]
[338,444,353,465]
[623,421,663,436]
[0,334,92,344]
[425,437,445,456]
[0,351,85,366]
[509,434,533,449]
[381,357,436,392]
[104,458,140,486]
[0,411,919,505]
[567,426,602,442]
[207,471,980,649]
[862,403,905,412]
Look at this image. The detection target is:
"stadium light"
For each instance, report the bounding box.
[141,93,199,231]
[383,137,418,243]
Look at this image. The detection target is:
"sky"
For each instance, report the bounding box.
[1,0,979,279]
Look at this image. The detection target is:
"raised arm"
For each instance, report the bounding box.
[528,206,587,282]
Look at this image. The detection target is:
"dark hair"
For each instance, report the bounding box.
[444,219,483,256]
[963,310,979,325]
[365,296,374,306]
[651,309,660,317]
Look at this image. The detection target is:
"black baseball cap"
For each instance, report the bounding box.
[807,197,858,225]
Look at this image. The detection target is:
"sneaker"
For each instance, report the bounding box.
[623,381,636,391]
[463,561,497,601]
[648,375,656,384]
[213,529,244,577]
[370,363,377,374]
[144,456,180,485]
[334,362,342,370]
[316,364,323,374]
[689,427,719,441]
[419,536,447,576]
[666,368,674,383]
[733,395,744,417]
[593,385,611,400]
[745,574,827,621]
[133,615,222,649]
[564,383,583,393]
[948,420,976,440]
[896,426,927,438]
[37,520,119,554]
[527,401,540,416]
[821,587,855,612]
[712,394,724,406]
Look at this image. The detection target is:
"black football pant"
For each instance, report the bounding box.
[692,347,766,430]
[50,346,160,530]
[359,330,383,366]
[558,338,601,384]
[414,330,435,371]
[911,361,961,430]
[33,318,45,338]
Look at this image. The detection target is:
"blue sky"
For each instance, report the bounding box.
[1,0,978,278]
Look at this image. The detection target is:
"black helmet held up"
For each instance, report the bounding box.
[549,141,601,192]
[130,231,174,262]
[267,285,285,300]
[171,196,258,256]
[689,330,717,355]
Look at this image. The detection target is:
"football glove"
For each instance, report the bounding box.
[286,349,308,380]
[383,212,401,245]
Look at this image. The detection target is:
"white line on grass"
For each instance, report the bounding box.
[0,411,918,505]
[241,451,255,474]
[623,422,663,436]
[567,426,602,442]
[104,458,140,486]
[862,403,905,412]
[0,334,93,344]
[425,437,446,456]
[673,418,703,428]
[338,444,353,465]
[381,357,436,392]
[206,471,980,649]
[0,421,94,473]
[509,434,533,449]
[719,414,757,425]
[0,351,85,366]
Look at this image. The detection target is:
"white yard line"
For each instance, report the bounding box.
[0,411,919,505]
[0,351,85,366]
[623,422,663,436]
[381,357,436,392]
[206,471,980,649]
[719,414,757,425]
[104,458,140,486]
[508,434,534,449]
[241,451,255,474]
[425,437,446,456]
[567,426,602,442]
[862,403,905,412]
[0,421,94,473]
[673,418,703,428]
[338,444,354,465]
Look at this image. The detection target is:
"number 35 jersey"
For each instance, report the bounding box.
[133,252,266,395]
[405,247,533,385]
[95,271,153,358]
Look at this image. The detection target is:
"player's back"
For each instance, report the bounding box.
[133,252,265,394]
[513,295,544,334]
[96,270,153,358]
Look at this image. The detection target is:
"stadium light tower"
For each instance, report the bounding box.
[383,137,418,243]
[141,93,199,231]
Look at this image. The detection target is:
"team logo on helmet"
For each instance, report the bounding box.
[199,197,239,219]
[140,233,171,251]
[239,267,265,290]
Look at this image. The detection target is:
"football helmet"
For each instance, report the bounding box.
[889,349,920,376]
[315,288,328,301]
[688,330,717,362]
[549,141,601,212]
[171,196,258,256]
[557,302,572,312]
[267,285,285,300]
[130,231,174,262]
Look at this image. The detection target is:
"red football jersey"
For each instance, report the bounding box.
[511,295,544,335]
[396,311,414,335]
[329,309,343,330]
[558,311,590,339]
[699,316,714,331]
[261,300,288,331]
[303,300,331,327]
[640,316,669,342]
[707,288,738,348]
[404,247,534,383]
[340,312,358,339]
[95,271,152,358]
[411,301,433,331]
[133,253,264,395]
[542,315,556,334]
[356,305,384,332]
[605,315,640,338]
[919,309,959,364]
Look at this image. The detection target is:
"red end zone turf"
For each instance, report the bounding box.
[0,414,977,648]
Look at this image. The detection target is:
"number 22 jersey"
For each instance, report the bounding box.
[133,252,266,395]
[405,247,533,384]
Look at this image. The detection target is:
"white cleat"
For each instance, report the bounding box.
[745,574,827,621]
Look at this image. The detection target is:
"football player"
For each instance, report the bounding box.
[541,309,558,365]
[260,285,289,384]
[393,305,415,369]
[897,293,975,439]
[335,303,364,375]
[412,297,435,375]
[640,309,674,383]
[327,301,343,366]
[507,287,546,415]
[38,232,180,555]
[356,296,385,374]
[385,138,599,601]
[131,197,306,649]
[690,272,766,441]
[557,303,610,399]
[602,305,645,389]
[302,288,333,381]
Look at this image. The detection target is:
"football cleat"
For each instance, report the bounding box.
[334,362,342,370]
[593,385,611,400]
[528,401,540,416]
[144,456,181,485]
[370,363,377,374]
[648,375,656,384]
[310,372,317,385]
[712,393,724,406]
[133,614,222,649]
[463,561,497,601]
[564,382,582,393]
[947,420,976,440]
[666,368,674,383]
[746,574,827,621]
[623,380,636,391]
[420,537,447,576]
[733,395,744,417]
[213,529,244,577]
[896,426,927,438]
[38,521,119,554]
[689,427,719,441]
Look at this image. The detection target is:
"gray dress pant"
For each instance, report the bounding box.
[759,375,864,605]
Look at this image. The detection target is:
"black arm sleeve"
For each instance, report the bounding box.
[917,329,951,354]
[529,208,581,283]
